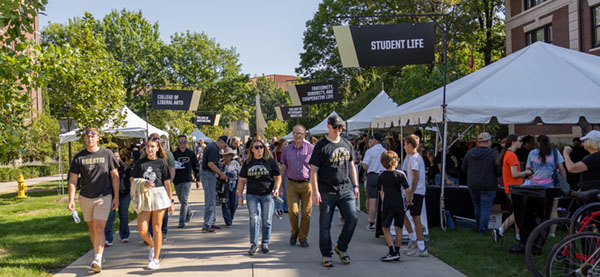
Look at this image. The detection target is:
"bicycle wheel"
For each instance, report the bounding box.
[526,217,571,276]
[546,232,600,277]
[570,203,600,234]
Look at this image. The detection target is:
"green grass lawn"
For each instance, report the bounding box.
[0,181,136,276]
[428,226,531,276]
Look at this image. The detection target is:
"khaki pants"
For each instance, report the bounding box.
[287,180,313,241]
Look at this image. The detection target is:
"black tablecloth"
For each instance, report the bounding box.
[510,186,561,244]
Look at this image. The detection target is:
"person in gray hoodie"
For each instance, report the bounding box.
[461,132,501,235]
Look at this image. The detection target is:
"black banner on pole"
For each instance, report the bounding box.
[334,22,435,67]
[291,82,339,105]
[277,106,306,120]
[194,114,220,126]
[151,89,202,111]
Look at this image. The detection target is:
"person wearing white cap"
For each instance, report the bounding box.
[564,130,600,191]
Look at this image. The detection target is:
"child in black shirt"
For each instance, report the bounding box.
[377,150,410,261]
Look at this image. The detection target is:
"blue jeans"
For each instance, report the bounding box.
[175,182,193,225]
[469,188,497,234]
[319,189,358,257]
[201,170,217,228]
[246,194,274,245]
[276,176,288,211]
[104,194,131,242]
[222,181,238,226]
[148,209,168,238]
[435,174,459,186]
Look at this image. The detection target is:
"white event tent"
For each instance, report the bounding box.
[371,42,600,128]
[58,106,169,144]
[190,129,214,143]
[346,90,398,131]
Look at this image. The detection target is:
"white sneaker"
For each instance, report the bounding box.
[365,223,375,232]
[407,247,429,257]
[147,259,160,270]
[90,258,102,273]
[105,240,113,247]
[404,240,417,253]
[148,247,155,261]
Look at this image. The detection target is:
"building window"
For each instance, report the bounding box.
[525,0,547,10]
[594,5,600,48]
[526,24,552,45]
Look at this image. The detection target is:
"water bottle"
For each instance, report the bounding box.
[143,166,156,185]
[72,210,81,224]
[273,195,284,204]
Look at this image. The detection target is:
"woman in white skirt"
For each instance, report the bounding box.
[130,136,174,270]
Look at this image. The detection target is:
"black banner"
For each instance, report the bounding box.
[280,106,306,120]
[295,82,339,105]
[336,23,435,67]
[151,89,200,111]
[194,114,217,125]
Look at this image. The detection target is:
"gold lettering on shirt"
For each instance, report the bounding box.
[329,147,350,166]
[248,165,270,178]
[82,157,106,165]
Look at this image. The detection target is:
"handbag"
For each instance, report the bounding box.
[552,149,570,196]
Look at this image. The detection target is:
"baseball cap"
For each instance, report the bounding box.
[477,132,492,142]
[327,115,344,128]
[581,130,600,142]
[370,132,384,142]
[218,135,229,143]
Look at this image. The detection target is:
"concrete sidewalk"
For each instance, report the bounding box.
[56,186,464,277]
[0,174,64,193]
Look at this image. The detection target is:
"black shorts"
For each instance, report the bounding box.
[382,209,405,228]
[366,173,379,199]
[408,194,424,216]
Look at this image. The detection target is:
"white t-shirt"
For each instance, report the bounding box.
[402,153,426,195]
[362,143,387,174]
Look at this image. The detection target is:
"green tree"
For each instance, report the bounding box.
[41,13,125,131]
[0,0,47,162]
[23,112,59,162]
[248,77,291,135]
[265,119,289,140]
[164,31,256,127]
[99,9,167,116]
[295,0,505,127]
[148,110,196,148]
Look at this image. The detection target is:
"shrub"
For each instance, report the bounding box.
[0,163,63,182]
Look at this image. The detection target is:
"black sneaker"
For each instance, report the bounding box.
[248,244,258,255]
[261,244,269,254]
[334,246,350,264]
[381,252,400,262]
[299,240,309,248]
[322,256,333,267]
[491,229,502,243]
[202,227,215,233]
[211,225,222,230]
[290,234,297,246]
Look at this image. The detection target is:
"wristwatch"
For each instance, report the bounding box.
[171,199,175,203]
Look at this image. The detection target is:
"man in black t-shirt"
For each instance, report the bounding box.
[515,135,534,169]
[200,135,228,233]
[67,128,119,273]
[173,135,201,228]
[309,115,359,268]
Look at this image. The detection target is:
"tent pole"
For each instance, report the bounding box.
[440,14,449,231]
[59,143,63,195]
[400,126,404,168]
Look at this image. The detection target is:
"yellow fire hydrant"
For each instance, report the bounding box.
[16,174,27,199]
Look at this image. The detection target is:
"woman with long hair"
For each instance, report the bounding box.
[130,136,174,270]
[524,135,567,187]
[236,139,282,255]
[491,134,533,244]
[274,138,289,216]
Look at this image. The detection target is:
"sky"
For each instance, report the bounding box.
[39,0,323,77]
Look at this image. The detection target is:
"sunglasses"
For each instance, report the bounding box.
[178,139,187,143]
[84,131,98,136]
[148,136,161,142]
[253,145,264,150]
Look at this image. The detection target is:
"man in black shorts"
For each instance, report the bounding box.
[310,115,360,267]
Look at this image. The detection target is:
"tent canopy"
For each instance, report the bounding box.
[190,129,214,143]
[58,106,169,144]
[309,111,342,135]
[372,42,600,128]
[346,90,398,131]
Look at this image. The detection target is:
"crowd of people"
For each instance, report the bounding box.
[66,120,600,272]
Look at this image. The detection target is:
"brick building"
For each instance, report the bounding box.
[505,0,600,141]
